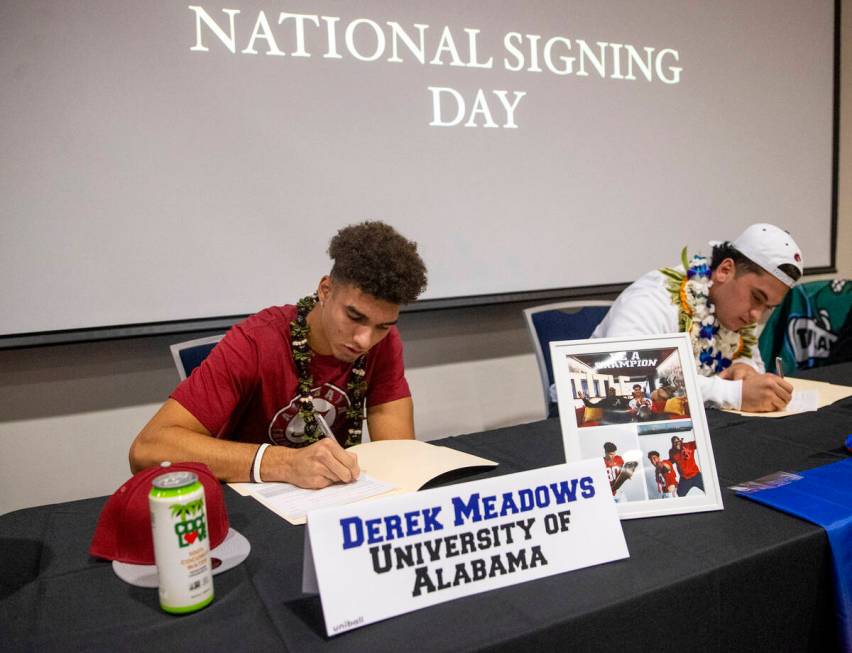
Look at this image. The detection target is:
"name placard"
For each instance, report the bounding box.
[302,460,629,636]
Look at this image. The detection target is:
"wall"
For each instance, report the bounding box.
[1,4,850,515]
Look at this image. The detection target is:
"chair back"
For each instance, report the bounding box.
[169,334,225,380]
[523,301,613,418]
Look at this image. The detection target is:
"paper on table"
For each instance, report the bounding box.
[228,439,498,521]
[784,389,819,413]
[725,377,852,418]
[348,439,497,493]
[249,474,395,525]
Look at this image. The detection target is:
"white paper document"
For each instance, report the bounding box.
[725,377,849,418]
[229,440,498,525]
[248,474,395,524]
[785,389,820,414]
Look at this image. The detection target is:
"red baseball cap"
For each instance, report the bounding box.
[89,462,250,587]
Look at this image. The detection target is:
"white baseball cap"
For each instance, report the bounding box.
[729,223,803,287]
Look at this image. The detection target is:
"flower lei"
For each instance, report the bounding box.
[661,248,756,376]
[290,294,367,447]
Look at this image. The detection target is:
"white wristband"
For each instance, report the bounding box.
[252,443,271,483]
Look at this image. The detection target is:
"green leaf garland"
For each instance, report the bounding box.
[289,294,367,447]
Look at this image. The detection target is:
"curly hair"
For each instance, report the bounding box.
[710,241,801,282]
[327,221,428,305]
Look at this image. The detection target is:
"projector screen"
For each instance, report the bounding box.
[0,0,837,345]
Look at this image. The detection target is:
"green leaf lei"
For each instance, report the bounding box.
[290,294,367,447]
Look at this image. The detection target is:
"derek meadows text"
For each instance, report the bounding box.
[338,475,596,597]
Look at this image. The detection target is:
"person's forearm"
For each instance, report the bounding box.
[368,431,415,441]
[366,397,416,440]
[130,425,360,486]
[130,426,263,481]
[696,374,742,409]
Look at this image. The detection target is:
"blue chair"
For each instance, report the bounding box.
[169,334,225,380]
[523,301,612,418]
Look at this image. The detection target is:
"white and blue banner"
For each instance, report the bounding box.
[302,460,629,636]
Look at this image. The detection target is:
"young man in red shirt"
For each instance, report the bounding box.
[668,435,705,497]
[647,450,678,498]
[129,221,427,489]
[603,441,632,503]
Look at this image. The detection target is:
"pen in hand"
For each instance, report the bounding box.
[315,413,335,439]
[775,356,784,378]
[315,413,362,480]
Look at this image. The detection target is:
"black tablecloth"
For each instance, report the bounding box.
[3,364,851,652]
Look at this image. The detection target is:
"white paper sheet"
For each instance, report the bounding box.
[725,377,852,418]
[784,389,820,414]
[247,474,396,524]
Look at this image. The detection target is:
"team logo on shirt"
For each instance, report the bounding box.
[267,383,350,445]
[786,309,837,365]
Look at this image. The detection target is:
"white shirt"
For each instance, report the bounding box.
[628,397,651,411]
[591,268,764,409]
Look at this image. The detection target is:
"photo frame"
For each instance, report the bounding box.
[551,333,723,519]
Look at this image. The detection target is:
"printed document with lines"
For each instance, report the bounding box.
[251,474,395,524]
[230,439,498,525]
[724,377,852,418]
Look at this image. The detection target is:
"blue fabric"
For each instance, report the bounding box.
[179,342,219,377]
[531,306,610,416]
[741,458,852,649]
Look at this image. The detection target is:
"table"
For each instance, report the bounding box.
[2,364,851,652]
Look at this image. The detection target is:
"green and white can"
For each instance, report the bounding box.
[149,469,215,614]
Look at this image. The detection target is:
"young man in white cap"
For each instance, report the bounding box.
[592,223,803,412]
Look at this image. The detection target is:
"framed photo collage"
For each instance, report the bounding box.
[552,333,723,519]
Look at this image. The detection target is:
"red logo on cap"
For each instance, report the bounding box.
[794,252,801,262]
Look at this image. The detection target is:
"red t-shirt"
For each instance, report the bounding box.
[171,305,410,447]
[655,460,678,493]
[604,454,624,495]
[669,441,700,479]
